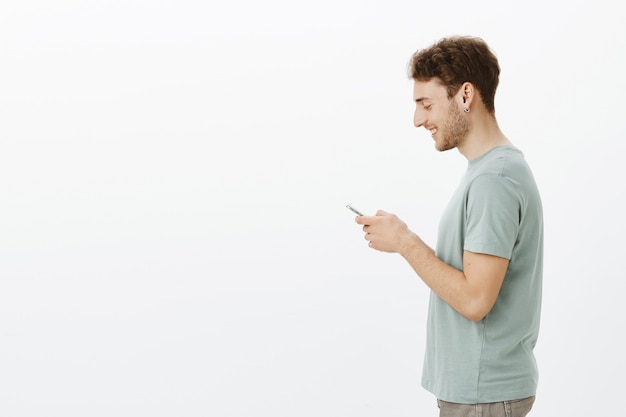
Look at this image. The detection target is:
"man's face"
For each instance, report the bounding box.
[413,79,468,152]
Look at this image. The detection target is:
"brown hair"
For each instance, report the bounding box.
[408,36,500,115]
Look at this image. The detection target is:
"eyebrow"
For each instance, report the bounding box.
[414,97,430,103]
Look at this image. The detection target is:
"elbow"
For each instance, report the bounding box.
[461,300,495,322]
[464,310,487,322]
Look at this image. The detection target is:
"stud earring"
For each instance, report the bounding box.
[464,108,470,113]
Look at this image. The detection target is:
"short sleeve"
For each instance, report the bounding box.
[464,174,521,259]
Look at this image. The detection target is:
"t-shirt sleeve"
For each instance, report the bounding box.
[464,173,521,259]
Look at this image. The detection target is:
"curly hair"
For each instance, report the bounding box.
[408,36,500,115]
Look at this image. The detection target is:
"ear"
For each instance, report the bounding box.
[459,82,475,107]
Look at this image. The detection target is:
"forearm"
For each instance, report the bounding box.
[355,210,501,321]
[399,233,484,321]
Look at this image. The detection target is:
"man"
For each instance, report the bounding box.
[355,36,543,417]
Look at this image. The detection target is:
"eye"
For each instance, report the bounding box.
[424,104,432,110]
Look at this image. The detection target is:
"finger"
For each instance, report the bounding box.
[376,209,389,216]
[355,215,376,225]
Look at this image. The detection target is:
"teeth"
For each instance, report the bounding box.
[430,128,437,134]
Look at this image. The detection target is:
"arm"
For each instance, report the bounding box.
[356,210,508,322]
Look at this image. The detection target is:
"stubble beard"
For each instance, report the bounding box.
[436,103,469,152]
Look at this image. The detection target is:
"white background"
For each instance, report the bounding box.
[1,1,625,416]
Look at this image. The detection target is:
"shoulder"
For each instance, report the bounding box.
[473,146,525,174]
[465,173,522,212]
[468,147,532,191]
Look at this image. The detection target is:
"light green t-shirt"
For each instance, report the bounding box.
[421,146,543,404]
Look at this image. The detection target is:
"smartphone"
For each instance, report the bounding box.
[346,204,364,216]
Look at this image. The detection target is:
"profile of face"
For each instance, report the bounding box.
[413,79,469,152]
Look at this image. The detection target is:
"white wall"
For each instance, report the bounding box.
[1,1,624,416]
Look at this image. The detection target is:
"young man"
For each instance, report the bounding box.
[355,36,543,417]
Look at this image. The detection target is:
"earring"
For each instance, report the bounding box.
[464,108,470,113]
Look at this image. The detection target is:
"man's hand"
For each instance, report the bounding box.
[355,210,415,254]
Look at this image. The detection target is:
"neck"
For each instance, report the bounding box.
[457,113,511,160]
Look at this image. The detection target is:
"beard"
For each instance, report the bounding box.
[436,103,469,152]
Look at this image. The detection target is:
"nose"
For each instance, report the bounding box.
[414,107,426,128]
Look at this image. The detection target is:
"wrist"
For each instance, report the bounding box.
[399,231,422,258]
[399,232,436,279]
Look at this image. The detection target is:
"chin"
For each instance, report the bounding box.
[435,135,461,152]
[435,141,455,152]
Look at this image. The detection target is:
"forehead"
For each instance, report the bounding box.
[413,78,448,101]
